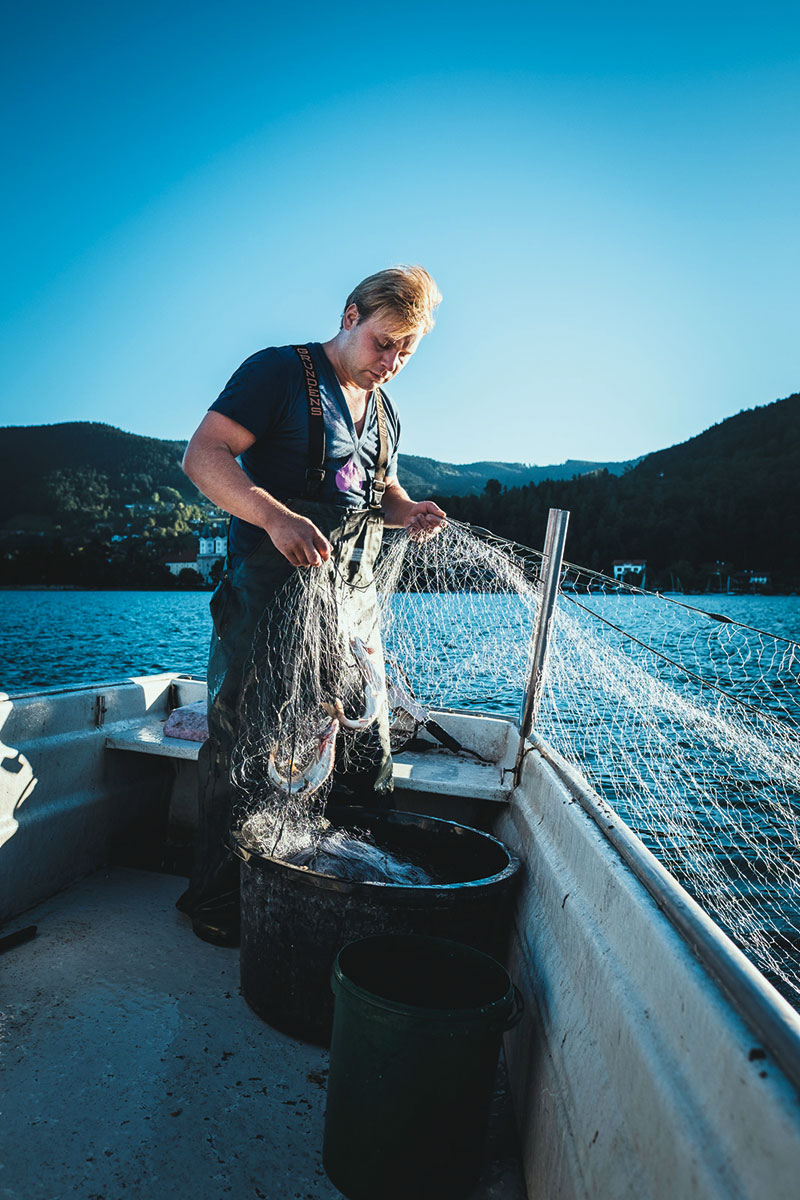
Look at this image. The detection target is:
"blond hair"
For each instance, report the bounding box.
[344,265,442,335]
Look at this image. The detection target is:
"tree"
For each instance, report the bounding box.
[177,567,203,589]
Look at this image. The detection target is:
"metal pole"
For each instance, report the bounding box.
[514,507,570,784]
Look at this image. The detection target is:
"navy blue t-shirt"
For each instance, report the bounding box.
[209,342,400,562]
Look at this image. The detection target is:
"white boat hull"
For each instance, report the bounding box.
[498,744,800,1198]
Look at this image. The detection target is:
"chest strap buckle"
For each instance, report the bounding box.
[368,477,386,508]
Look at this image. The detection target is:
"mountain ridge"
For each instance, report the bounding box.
[0,419,639,511]
[1,392,797,587]
[432,392,800,586]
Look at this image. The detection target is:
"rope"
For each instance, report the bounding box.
[563,593,799,729]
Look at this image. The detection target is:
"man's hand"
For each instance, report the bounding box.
[267,510,332,567]
[381,479,447,538]
[181,413,330,567]
[404,500,447,541]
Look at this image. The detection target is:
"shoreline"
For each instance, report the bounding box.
[0,584,796,598]
[0,583,212,592]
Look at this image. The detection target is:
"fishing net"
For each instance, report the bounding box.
[231,550,384,862]
[542,561,800,1005]
[375,521,541,728]
[231,519,541,868]
[229,516,800,1005]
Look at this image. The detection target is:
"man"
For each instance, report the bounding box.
[179,265,446,944]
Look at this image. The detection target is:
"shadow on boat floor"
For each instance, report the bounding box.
[0,868,526,1200]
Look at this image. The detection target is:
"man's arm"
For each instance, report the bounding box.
[182,412,332,567]
[381,477,446,537]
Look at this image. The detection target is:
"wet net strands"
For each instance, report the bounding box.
[375,522,542,723]
[543,559,800,1003]
[230,517,800,1004]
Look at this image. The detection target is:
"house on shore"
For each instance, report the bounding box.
[196,527,227,583]
[164,552,201,580]
[612,559,647,588]
[165,526,227,584]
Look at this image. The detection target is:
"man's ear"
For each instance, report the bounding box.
[342,303,360,330]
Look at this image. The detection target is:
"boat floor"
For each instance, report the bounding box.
[0,868,525,1200]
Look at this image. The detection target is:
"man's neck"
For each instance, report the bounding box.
[321,335,368,402]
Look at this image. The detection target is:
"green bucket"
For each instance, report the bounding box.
[323,933,521,1200]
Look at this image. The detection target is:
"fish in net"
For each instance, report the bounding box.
[238,811,436,886]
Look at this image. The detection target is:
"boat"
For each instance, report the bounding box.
[2,659,800,1198]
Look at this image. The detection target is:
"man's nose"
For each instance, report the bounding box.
[380,350,401,373]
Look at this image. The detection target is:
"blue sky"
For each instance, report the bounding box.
[2,1,798,466]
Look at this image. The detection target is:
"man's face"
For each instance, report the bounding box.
[340,304,425,390]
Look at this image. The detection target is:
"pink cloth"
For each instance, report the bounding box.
[335,455,365,493]
[164,701,208,743]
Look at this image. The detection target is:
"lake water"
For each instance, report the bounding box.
[0,590,214,693]
[1,588,798,697]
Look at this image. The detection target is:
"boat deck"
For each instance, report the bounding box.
[0,868,525,1200]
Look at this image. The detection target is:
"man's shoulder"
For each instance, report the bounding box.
[222,344,311,401]
[238,343,306,375]
[212,345,311,422]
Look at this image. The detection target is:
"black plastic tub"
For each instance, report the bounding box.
[324,934,521,1200]
[231,808,520,1045]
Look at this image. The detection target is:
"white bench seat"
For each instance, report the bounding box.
[105,714,515,802]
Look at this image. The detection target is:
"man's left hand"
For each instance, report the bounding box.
[405,500,446,540]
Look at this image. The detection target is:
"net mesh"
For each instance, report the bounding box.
[230,516,800,1005]
[543,560,800,1004]
[231,546,385,860]
[375,521,542,727]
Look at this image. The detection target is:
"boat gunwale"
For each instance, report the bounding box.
[529,732,800,1097]
[0,670,195,704]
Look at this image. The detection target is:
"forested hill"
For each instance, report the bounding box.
[0,422,196,519]
[636,395,799,480]
[396,454,638,497]
[0,421,635,521]
[435,392,800,588]
[1,394,797,589]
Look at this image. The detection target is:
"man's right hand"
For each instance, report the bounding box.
[181,413,332,567]
[267,510,332,568]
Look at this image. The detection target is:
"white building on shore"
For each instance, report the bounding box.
[196,526,227,582]
[612,559,647,588]
[165,526,227,583]
[164,552,201,578]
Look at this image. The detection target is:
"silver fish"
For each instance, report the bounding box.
[324,636,385,731]
[267,717,340,797]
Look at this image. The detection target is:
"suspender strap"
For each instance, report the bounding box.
[369,388,390,509]
[292,345,326,496]
[293,345,390,507]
